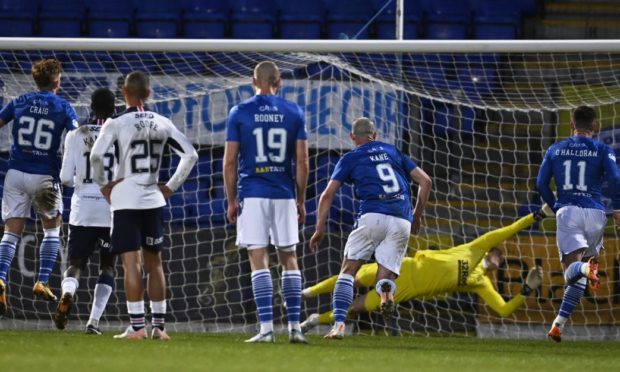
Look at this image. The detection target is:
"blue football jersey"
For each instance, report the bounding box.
[0,91,78,177]
[331,141,417,222]
[536,136,620,211]
[226,94,307,199]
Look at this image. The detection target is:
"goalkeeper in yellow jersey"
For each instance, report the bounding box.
[300,210,548,331]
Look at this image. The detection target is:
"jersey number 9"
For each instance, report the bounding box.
[376,163,400,193]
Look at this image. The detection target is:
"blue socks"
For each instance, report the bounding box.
[554,277,587,328]
[564,261,587,283]
[332,273,354,323]
[282,270,302,331]
[0,232,20,282]
[553,261,589,328]
[251,269,274,334]
[38,227,61,283]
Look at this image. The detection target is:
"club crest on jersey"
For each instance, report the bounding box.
[259,105,278,112]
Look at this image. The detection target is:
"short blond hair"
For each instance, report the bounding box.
[254,61,280,87]
[124,71,150,100]
[352,117,376,137]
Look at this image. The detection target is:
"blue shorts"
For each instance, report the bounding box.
[67,225,112,261]
[111,207,164,254]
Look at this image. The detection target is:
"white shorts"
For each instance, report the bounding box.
[2,169,63,221]
[236,197,299,250]
[344,212,411,275]
[556,206,607,259]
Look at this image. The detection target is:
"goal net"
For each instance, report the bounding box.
[0,39,619,340]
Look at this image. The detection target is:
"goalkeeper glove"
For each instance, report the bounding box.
[521,266,543,296]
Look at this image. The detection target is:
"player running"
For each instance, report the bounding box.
[224,61,309,344]
[54,88,117,334]
[0,59,78,316]
[536,106,620,342]
[91,71,197,340]
[309,117,432,339]
[301,211,547,332]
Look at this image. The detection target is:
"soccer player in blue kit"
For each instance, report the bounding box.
[309,117,432,339]
[224,61,309,344]
[0,59,78,316]
[536,106,620,342]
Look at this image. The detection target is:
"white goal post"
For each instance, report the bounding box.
[0,38,619,340]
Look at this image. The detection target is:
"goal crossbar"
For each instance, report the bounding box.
[0,38,620,53]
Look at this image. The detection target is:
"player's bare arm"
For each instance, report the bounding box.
[309,179,341,252]
[409,167,432,234]
[295,139,309,224]
[223,140,240,224]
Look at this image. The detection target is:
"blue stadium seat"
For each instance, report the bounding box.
[0,0,36,36]
[305,198,317,226]
[420,98,452,136]
[372,0,420,39]
[85,0,133,38]
[326,0,375,39]
[331,184,356,227]
[311,152,340,185]
[424,0,470,39]
[135,0,180,38]
[471,0,520,39]
[166,193,187,222]
[39,0,85,37]
[182,0,228,38]
[197,199,227,227]
[277,0,323,39]
[230,0,275,39]
[452,54,499,101]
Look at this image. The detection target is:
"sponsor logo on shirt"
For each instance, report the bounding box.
[255,166,285,173]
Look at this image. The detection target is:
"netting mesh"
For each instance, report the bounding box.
[0,44,619,339]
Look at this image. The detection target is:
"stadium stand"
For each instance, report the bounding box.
[85,0,133,38]
[134,0,180,38]
[326,0,375,39]
[277,0,324,39]
[0,0,547,39]
[0,0,36,36]
[230,0,276,39]
[181,0,229,39]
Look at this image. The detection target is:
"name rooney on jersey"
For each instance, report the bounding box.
[555,149,598,157]
[254,114,285,123]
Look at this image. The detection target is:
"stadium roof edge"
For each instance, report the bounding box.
[0,38,619,53]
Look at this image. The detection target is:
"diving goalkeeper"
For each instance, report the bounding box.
[301,211,548,331]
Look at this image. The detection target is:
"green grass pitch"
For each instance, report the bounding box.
[1,330,619,372]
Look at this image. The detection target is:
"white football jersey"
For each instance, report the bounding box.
[90,107,198,212]
[60,122,114,227]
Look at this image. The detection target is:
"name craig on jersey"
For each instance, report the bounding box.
[254,114,285,123]
[555,149,598,157]
[29,106,48,115]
